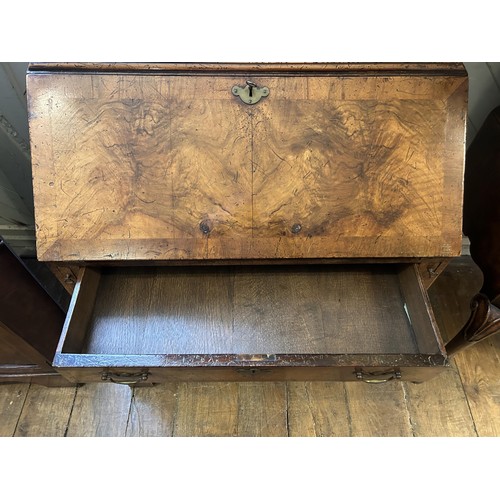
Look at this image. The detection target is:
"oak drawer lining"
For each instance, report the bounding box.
[56,264,444,360]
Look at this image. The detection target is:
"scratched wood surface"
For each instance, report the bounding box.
[126,383,177,437]
[0,383,29,436]
[13,385,76,436]
[287,382,351,436]
[27,67,467,262]
[65,383,131,437]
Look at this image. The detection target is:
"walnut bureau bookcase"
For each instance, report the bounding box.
[26,63,470,384]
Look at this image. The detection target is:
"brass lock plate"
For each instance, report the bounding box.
[232,80,269,104]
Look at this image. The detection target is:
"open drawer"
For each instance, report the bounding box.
[54,264,449,384]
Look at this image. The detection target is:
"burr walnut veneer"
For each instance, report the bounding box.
[26,63,469,384]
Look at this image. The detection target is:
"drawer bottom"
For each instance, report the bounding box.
[54,264,449,383]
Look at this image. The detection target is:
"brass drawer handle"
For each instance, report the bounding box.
[101,371,149,385]
[354,369,402,383]
[232,80,269,104]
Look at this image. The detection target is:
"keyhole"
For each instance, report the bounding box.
[246,80,255,97]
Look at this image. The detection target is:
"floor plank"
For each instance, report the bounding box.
[453,338,500,436]
[346,382,413,437]
[287,382,351,437]
[0,383,29,437]
[126,383,178,437]
[14,384,76,437]
[173,382,239,436]
[237,382,287,436]
[66,383,132,437]
[403,364,477,437]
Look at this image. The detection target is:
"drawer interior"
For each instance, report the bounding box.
[57,264,445,360]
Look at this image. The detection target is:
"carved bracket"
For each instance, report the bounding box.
[446,294,500,355]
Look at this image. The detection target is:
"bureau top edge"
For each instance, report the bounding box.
[27,62,467,76]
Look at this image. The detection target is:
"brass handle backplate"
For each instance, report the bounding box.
[232,80,269,104]
[354,369,402,383]
[101,371,149,385]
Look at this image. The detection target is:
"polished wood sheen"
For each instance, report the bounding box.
[27,64,467,262]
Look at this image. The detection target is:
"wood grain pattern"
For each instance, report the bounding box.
[403,367,476,437]
[345,382,413,437]
[65,383,132,437]
[250,83,464,260]
[126,383,178,437]
[0,383,28,436]
[14,385,76,436]
[453,339,500,436]
[398,264,444,354]
[236,382,287,436]
[68,265,431,356]
[27,68,467,262]
[287,382,351,436]
[173,382,239,436]
[83,267,234,355]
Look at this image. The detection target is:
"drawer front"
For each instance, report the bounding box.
[55,364,448,384]
[28,65,467,262]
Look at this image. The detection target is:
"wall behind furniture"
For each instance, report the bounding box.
[0,62,34,257]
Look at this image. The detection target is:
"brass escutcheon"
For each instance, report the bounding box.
[232,80,269,104]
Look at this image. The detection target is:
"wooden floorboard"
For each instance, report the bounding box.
[345,382,414,437]
[237,382,288,436]
[453,338,500,436]
[0,383,29,437]
[14,384,76,437]
[403,364,477,437]
[1,256,499,437]
[126,383,178,437]
[66,383,132,437]
[173,382,239,437]
[287,382,351,437]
